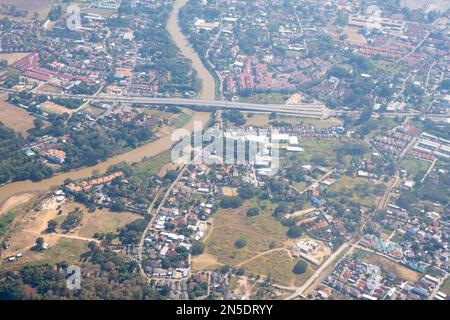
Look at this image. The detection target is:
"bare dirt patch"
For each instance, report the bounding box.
[191,253,223,271]
[343,28,366,45]
[222,187,238,197]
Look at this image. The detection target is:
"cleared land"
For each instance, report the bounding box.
[0,52,31,64]
[0,0,54,19]
[343,28,366,44]
[242,250,314,286]
[0,193,34,217]
[204,199,288,267]
[77,208,141,238]
[327,176,384,207]
[0,96,36,136]
[1,199,139,266]
[40,101,74,115]
[401,158,429,179]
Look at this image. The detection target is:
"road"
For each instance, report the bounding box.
[0,88,330,118]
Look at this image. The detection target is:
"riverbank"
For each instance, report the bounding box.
[0,111,211,205]
[167,0,216,100]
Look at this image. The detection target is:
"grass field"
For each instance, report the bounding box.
[371,60,404,77]
[0,96,36,136]
[297,138,342,166]
[240,93,290,104]
[360,118,398,140]
[7,238,88,268]
[172,111,193,129]
[204,199,288,267]
[327,176,384,207]
[78,208,141,238]
[133,150,172,177]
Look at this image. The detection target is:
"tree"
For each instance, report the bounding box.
[234,239,247,249]
[61,209,83,231]
[293,259,308,274]
[35,237,45,250]
[247,207,260,217]
[235,267,245,276]
[47,220,58,233]
[287,226,303,238]
[191,241,205,256]
[87,241,98,252]
[219,196,243,209]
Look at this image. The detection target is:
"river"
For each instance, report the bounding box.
[167,0,217,100]
[0,112,210,205]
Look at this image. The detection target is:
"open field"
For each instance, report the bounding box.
[357,249,420,282]
[191,252,223,271]
[371,60,404,77]
[243,113,270,127]
[77,208,141,238]
[133,150,172,177]
[278,116,343,128]
[343,28,366,44]
[360,118,398,140]
[0,52,31,65]
[242,250,314,286]
[297,138,348,166]
[1,199,137,266]
[3,237,88,268]
[0,193,34,217]
[401,158,429,179]
[221,187,238,197]
[0,0,54,19]
[204,199,289,267]
[327,176,384,207]
[40,101,74,115]
[34,83,63,94]
[240,93,290,104]
[0,96,36,136]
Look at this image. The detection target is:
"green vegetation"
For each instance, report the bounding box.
[0,211,17,237]
[61,208,83,232]
[401,158,429,181]
[0,245,162,300]
[234,238,247,249]
[247,207,260,217]
[0,123,53,184]
[191,241,205,256]
[219,196,244,209]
